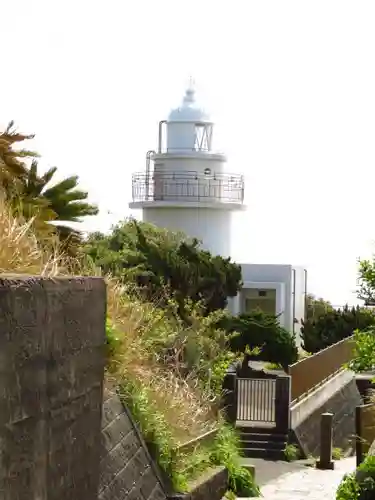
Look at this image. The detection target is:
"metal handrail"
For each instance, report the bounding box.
[132,171,244,182]
[131,170,245,204]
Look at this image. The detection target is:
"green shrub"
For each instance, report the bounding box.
[265,362,283,370]
[83,219,243,317]
[209,424,260,497]
[336,455,375,500]
[332,447,344,460]
[283,444,300,462]
[219,310,298,369]
[118,377,187,491]
[348,328,375,373]
[105,318,121,359]
[302,305,375,354]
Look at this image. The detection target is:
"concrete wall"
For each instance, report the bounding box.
[0,275,106,500]
[99,385,167,500]
[290,370,362,457]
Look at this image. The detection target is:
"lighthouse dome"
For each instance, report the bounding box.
[168,87,209,122]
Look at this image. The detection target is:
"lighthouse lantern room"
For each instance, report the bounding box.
[129,84,245,257]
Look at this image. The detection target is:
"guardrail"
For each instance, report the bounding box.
[288,336,355,402]
[131,171,245,204]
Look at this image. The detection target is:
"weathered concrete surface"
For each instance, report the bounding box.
[240,458,305,487]
[245,456,356,500]
[99,385,167,500]
[291,373,361,458]
[0,276,106,500]
[168,467,228,500]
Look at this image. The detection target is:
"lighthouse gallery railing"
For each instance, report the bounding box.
[131,171,245,204]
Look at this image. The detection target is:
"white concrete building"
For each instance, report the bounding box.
[229,264,307,340]
[129,84,307,342]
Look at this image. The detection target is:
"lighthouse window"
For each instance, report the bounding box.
[204,168,211,176]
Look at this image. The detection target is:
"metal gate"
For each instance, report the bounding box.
[236,378,276,423]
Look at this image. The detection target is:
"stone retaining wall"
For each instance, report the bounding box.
[99,386,167,500]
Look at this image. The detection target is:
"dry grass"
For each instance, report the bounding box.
[0,197,216,442]
[0,197,63,275]
[107,281,217,441]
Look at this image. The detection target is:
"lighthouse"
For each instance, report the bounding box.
[129,82,308,341]
[129,84,245,257]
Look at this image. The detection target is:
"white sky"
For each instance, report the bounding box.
[1,0,375,305]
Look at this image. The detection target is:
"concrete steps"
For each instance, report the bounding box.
[237,426,288,460]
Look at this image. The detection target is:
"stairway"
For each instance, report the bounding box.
[237,425,288,460]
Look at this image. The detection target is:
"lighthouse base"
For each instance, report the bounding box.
[143,206,233,258]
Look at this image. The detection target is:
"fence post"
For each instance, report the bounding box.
[275,376,291,433]
[222,366,237,424]
[356,406,363,467]
[317,413,334,470]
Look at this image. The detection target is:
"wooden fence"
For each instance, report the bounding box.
[356,403,375,466]
[288,336,355,401]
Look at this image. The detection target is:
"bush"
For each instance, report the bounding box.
[219,310,298,369]
[348,328,375,373]
[283,444,300,462]
[209,424,260,497]
[337,455,375,500]
[83,219,243,318]
[301,305,375,354]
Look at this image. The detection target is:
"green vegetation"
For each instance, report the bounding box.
[358,257,375,306]
[283,444,300,462]
[336,455,375,500]
[335,257,375,499]
[305,294,334,321]
[301,304,375,354]
[265,362,284,371]
[219,310,298,369]
[332,447,344,460]
[0,122,98,250]
[347,328,375,373]
[83,219,243,318]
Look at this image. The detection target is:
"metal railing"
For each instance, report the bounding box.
[131,171,245,204]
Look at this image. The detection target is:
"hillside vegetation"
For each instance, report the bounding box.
[0,123,259,497]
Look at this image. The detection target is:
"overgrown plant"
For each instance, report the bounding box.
[207,424,260,497]
[336,455,375,499]
[83,219,243,318]
[347,328,375,373]
[283,444,300,462]
[301,305,375,354]
[332,448,344,460]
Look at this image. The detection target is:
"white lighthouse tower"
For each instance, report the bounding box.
[129,84,245,257]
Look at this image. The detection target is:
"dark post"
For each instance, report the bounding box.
[317,412,335,470]
[275,376,291,433]
[222,366,237,424]
[355,406,363,467]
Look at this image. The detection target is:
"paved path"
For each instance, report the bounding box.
[240,457,356,499]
